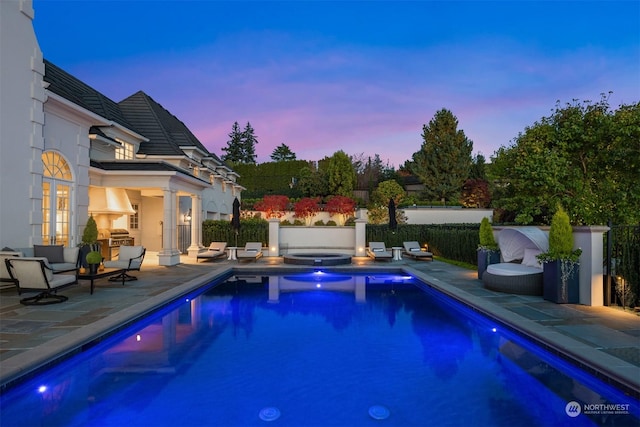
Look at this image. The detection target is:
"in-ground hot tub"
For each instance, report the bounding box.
[283,253,352,266]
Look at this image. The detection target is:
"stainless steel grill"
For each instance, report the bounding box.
[98,229,134,260]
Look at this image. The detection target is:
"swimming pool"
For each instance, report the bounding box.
[1,271,638,426]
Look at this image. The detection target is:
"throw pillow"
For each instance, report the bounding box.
[522,248,542,269]
[33,245,65,264]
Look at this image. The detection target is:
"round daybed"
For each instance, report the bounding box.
[482,227,548,296]
[483,263,543,296]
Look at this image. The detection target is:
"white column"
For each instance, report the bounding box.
[187,195,203,257]
[573,226,609,306]
[354,219,367,257]
[268,218,280,256]
[158,188,181,266]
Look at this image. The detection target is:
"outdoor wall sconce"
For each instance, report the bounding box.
[184,209,192,222]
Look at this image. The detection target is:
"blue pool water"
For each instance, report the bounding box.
[1,272,638,426]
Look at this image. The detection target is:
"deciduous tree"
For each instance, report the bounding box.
[489,94,639,225]
[325,195,356,225]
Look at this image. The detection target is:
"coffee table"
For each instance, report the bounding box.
[78,268,126,294]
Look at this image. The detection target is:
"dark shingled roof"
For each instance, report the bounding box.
[119,91,222,162]
[44,60,138,132]
[90,160,209,185]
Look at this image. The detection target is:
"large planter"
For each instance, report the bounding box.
[79,243,101,268]
[543,260,579,303]
[477,249,500,280]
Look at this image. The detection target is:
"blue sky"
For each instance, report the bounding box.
[33,0,639,167]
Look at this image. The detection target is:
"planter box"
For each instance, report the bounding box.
[543,260,579,304]
[477,249,500,280]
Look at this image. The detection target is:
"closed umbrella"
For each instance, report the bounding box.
[232,198,241,247]
[388,198,397,231]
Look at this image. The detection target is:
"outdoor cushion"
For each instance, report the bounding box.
[486,263,542,276]
[33,245,65,264]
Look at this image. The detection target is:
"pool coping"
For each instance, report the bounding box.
[1,263,638,399]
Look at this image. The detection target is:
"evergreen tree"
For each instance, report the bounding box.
[241,122,258,164]
[327,150,357,197]
[410,109,473,203]
[271,143,297,161]
[221,121,244,163]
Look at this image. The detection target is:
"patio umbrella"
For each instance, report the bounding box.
[388,198,397,231]
[232,197,241,247]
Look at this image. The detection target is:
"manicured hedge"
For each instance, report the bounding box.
[202,220,480,264]
[202,219,268,247]
[366,224,480,264]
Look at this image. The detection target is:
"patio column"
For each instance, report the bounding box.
[574,225,609,306]
[268,218,280,256]
[158,188,181,266]
[355,219,367,258]
[187,195,203,257]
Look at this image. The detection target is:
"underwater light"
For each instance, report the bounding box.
[316,284,321,288]
[492,328,497,333]
[38,385,47,393]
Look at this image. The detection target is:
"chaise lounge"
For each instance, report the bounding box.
[402,241,433,261]
[5,257,77,305]
[236,242,263,262]
[197,242,227,262]
[367,242,393,260]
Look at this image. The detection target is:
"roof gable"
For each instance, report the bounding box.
[44,60,136,131]
[119,91,221,162]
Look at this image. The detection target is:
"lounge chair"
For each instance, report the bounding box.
[103,245,145,282]
[5,257,77,305]
[0,250,22,289]
[402,241,433,261]
[367,242,392,260]
[197,242,228,262]
[236,242,263,262]
[33,245,81,274]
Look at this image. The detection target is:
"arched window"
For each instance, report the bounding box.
[42,151,73,246]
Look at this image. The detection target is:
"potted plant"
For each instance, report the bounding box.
[477,217,500,279]
[537,206,582,303]
[85,250,102,274]
[79,215,101,269]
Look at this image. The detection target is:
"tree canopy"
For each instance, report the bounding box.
[221,121,258,164]
[409,109,473,204]
[326,150,357,197]
[271,143,296,162]
[489,94,640,225]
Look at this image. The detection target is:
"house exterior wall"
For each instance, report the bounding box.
[0,0,45,250]
[43,96,103,245]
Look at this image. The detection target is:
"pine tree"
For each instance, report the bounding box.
[271,143,297,161]
[221,122,244,163]
[241,122,258,164]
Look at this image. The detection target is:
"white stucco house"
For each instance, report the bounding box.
[0,0,242,266]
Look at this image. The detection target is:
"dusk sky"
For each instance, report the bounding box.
[33,1,639,168]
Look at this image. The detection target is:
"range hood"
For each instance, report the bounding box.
[88,187,136,217]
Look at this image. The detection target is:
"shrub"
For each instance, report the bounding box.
[82,215,98,245]
[314,220,325,226]
[540,205,581,263]
[478,217,498,251]
[86,251,102,264]
[326,220,337,226]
